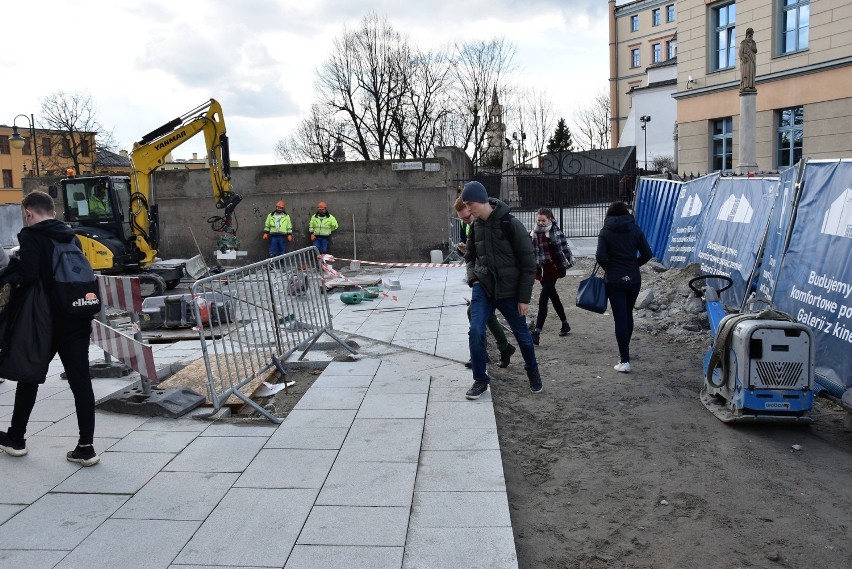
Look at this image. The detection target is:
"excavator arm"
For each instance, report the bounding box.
[129,99,242,267]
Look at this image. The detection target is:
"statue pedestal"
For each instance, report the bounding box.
[737,91,758,174]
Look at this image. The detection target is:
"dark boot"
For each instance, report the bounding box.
[559,321,571,336]
[527,369,543,393]
[498,345,516,368]
[531,330,540,346]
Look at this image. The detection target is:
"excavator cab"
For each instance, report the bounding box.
[58,175,141,273]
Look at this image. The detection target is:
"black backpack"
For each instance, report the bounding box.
[51,239,101,319]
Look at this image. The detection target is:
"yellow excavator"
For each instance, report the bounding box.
[51,99,242,297]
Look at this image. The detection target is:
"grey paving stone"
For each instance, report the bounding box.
[0,437,85,504]
[415,450,506,493]
[173,488,316,567]
[402,526,518,569]
[312,373,373,388]
[293,387,367,410]
[113,471,239,521]
[367,374,431,394]
[281,409,356,428]
[265,426,349,449]
[200,422,278,437]
[428,386,491,403]
[0,504,22,525]
[421,425,500,451]
[164,435,266,472]
[425,401,497,430]
[108,429,200,453]
[0,550,68,569]
[235,449,337,489]
[54,519,200,569]
[317,461,416,507]
[16,397,76,423]
[137,417,211,432]
[36,410,149,439]
[337,418,423,463]
[324,359,381,376]
[297,505,409,546]
[284,545,403,569]
[0,493,127,550]
[53,451,175,494]
[423,363,474,388]
[356,392,427,419]
[410,491,512,528]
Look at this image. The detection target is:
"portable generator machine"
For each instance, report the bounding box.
[689,275,814,424]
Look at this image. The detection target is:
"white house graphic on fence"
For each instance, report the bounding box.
[681,194,703,218]
[717,194,754,224]
[821,188,852,239]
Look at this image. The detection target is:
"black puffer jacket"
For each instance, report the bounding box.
[465,199,536,303]
[595,214,653,284]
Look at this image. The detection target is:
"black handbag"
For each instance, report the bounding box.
[576,263,607,314]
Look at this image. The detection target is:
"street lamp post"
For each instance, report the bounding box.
[639,115,651,172]
[9,114,40,177]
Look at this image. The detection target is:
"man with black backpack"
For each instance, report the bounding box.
[0,190,100,466]
[461,181,544,400]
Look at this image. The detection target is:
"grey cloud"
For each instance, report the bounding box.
[218,83,300,119]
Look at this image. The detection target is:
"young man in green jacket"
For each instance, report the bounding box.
[462,181,543,399]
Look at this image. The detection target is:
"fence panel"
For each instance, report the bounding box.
[191,246,354,422]
[634,177,683,260]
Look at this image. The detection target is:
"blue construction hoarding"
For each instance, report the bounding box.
[662,173,719,268]
[771,160,852,398]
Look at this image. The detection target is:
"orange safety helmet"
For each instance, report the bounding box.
[317,201,327,209]
[276,200,285,208]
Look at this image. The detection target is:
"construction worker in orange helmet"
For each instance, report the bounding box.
[263,200,293,257]
[309,201,338,254]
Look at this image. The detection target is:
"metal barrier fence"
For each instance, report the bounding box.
[191,246,355,422]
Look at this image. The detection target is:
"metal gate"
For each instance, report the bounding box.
[466,148,638,237]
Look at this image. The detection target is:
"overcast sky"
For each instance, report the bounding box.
[2,0,622,166]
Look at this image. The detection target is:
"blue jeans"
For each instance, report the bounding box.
[268,235,287,257]
[468,283,538,383]
[313,237,330,254]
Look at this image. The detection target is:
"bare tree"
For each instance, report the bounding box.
[521,87,555,161]
[452,37,517,166]
[571,88,611,151]
[314,12,410,160]
[39,91,116,174]
[275,105,344,164]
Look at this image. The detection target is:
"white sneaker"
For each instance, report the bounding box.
[614,362,631,373]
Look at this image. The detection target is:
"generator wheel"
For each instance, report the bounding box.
[139,273,167,298]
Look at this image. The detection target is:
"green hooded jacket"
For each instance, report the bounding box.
[464,199,536,303]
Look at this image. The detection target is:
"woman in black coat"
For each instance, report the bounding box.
[595,202,653,373]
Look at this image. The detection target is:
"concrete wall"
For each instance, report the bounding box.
[153,149,471,264]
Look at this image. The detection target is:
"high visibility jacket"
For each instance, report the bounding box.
[88,195,109,214]
[309,213,338,237]
[264,212,292,235]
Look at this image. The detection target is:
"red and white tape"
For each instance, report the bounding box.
[318,256,398,301]
[319,255,463,269]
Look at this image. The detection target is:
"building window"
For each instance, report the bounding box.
[652,43,662,63]
[2,170,12,188]
[82,139,90,157]
[652,8,661,26]
[631,15,639,32]
[0,135,9,155]
[712,2,737,71]
[711,118,734,172]
[667,4,676,22]
[42,138,52,156]
[667,39,677,59]
[777,106,804,168]
[780,0,809,54]
[631,48,640,68]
